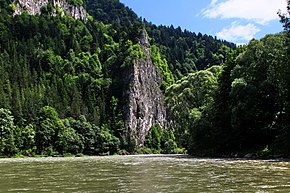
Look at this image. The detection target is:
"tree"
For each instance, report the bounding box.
[68,115,97,155]
[0,0,238,156]
[165,66,222,148]
[188,33,290,155]
[145,124,162,150]
[96,124,120,155]
[0,108,16,156]
[35,106,64,155]
[56,119,83,154]
[20,124,36,155]
[279,0,290,32]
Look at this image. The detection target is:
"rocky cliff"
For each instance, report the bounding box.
[13,0,87,21]
[124,30,167,147]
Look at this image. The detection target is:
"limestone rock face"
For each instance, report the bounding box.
[13,0,87,21]
[124,30,167,146]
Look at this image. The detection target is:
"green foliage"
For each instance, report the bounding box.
[163,139,177,154]
[144,125,179,154]
[187,33,290,156]
[145,25,234,77]
[68,0,84,6]
[35,106,63,154]
[150,45,175,89]
[0,108,16,156]
[256,145,270,158]
[40,3,54,15]
[279,0,290,32]
[165,66,222,148]
[0,0,250,158]
[8,3,16,14]
[20,124,36,155]
[85,0,234,78]
[145,124,162,150]
[95,124,120,155]
[121,40,145,68]
[0,8,126,156]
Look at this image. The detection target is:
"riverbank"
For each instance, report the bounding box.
[189,151,290,161]
[1,152,289,163]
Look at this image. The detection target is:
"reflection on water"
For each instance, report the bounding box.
[0,155,289,192]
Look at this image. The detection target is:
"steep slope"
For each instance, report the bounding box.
[0,0,240,156]
[84,0,235,78]
[0,0,171,155]
[0,0,124,155]
[13,0,87,20]
[124,30,167,146]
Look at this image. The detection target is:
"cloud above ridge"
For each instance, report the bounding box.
[216,22,260,42]
[202,0,287,25]
[201,0,287,43]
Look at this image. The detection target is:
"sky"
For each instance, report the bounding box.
[119,0,288,45]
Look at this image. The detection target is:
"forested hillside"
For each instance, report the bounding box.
[0,0,234,157]
[0,0,126,156]
[85,0,235,78]
[166,2,290,157]
[187,32,290,157]
[1,0,288,158]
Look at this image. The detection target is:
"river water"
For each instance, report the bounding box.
[0,155,289,192]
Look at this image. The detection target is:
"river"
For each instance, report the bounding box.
[0,155,289,192]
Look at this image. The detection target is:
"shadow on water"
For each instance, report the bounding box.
[136,154,290,163]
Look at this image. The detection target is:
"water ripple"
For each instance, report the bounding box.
[0,155,289,192]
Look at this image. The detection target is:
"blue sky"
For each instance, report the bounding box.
[120,0,288,45]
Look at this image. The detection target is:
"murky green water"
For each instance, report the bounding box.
[0,155,289,192]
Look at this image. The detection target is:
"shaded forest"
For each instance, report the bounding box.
[166,2,290,157]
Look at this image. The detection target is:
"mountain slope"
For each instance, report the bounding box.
[84,0,235,78]
[0,0,236,156]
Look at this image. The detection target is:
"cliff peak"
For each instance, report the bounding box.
[13,0,87,21]
[124,30,167,147]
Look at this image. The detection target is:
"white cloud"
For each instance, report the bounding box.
[202,0,287,25]
[210,0,218,6]
[216,23,260,42]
